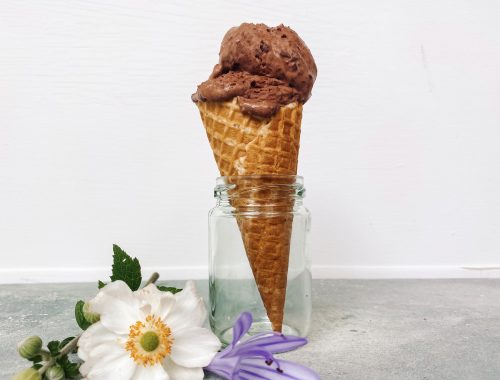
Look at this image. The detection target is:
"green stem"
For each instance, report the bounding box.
[144,272,160,287]
[38,357,55,374]
[60,336,80,356]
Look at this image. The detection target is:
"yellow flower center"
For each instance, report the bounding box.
[125,315,173,366]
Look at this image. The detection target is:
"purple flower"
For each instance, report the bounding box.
[205,312,321,380]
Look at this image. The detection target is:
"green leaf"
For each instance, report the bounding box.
[47,340,60,356]
[157,285,182,294]
[28,354,42,363]
[98,280,107,289]
[75,301,92,331]
[32,363,42,370]
[56,354,69,365]
[57,354,81,379]
[64,362,81,379]
[110,244,142,291]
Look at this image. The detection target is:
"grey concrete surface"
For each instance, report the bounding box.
[1,280,500,379]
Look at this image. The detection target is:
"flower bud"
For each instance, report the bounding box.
[45,365,64,380]
[17,336,42,359]
[83,301,100,324]
[12,368,41,380]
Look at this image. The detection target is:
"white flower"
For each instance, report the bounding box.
[78,280,221,380]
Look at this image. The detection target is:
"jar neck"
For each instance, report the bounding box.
[214,175,305,209]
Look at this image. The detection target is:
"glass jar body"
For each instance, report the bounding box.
[208,175,311,345]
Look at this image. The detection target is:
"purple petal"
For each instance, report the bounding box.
[238,333,308,354]
[232,312,253,346]
[213,312,255,361]
[228,346,276,362]
[204,312,317,380]
[205,354,241,379]
[237,358,321,380]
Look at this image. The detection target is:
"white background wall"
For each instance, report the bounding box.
[1,0,500,283]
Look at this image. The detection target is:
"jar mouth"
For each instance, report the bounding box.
[215,175,305,200]
[217,174,303,184]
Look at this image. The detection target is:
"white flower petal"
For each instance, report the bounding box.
[135,284,176,320]
[90,281,143,334]
[134,284,163,313]
[170,327,220,368]
[135,283,163,298]
[158,293,176,320]
[78,322,120,362]
[80,360,91,377]
[165,281,206,332]
[163,357,204,380]
[87,340,125,361]
[131,364,170,380]
[81,344,135,380]
[91,281,137,306]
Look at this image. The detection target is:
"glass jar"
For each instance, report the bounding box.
[208,175,312,345]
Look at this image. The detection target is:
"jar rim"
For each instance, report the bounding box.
[216,174,303,185]
[214,175,305,200]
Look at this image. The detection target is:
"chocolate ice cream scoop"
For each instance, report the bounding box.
[194,71,301,118]
[193,23,316,118]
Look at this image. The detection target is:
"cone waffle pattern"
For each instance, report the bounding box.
[197,98,302,331]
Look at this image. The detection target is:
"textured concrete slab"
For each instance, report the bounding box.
[1,280,499,379]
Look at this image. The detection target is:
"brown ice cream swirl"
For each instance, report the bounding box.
[192,23,317,118]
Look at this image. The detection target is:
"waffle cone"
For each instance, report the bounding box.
[196,98,302,331]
